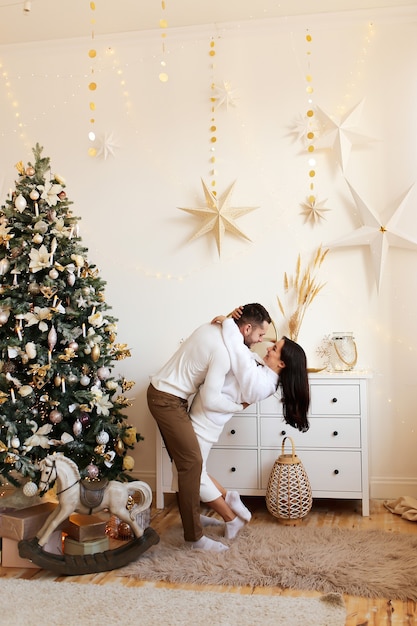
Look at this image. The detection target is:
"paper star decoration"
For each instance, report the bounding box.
[327,181,417,292]
[95,132,119,160]
[178,179,258,256]
[300,196,331,225]
[315,100,377,172]
[212,81,239,111]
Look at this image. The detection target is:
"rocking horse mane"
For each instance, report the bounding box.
[46,453,80,479]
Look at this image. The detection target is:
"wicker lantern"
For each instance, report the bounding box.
[266,436,313,525]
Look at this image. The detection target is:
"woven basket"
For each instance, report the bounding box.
[266,436,313,524]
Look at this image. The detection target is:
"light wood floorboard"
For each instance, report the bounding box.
[1,496,416,625]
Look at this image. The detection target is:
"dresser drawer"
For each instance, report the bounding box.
[207,449,258,489]
[217,416,258,447]
[310,384,360,415]
[259,393,284,416]
[260,417,361,448]
[261,449,362,492]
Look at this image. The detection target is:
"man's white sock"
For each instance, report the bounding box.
[225,490,252,522]
[187,535,228,552]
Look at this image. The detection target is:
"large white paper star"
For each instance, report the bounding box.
[327,181,417,292]
[315,100,377,172]
[178,179,258,256]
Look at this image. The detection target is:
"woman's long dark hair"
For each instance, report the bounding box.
[278,336,310,432]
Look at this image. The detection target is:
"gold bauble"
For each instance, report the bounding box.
[115,438,125,456]
[91,344,100,362]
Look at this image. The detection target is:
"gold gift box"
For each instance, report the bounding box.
[63,535,109,556]
[61,513,107,542]
[0,502,57,541]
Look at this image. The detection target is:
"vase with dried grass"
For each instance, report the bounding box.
[277,245,328,342]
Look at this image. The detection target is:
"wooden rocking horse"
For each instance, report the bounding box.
[18,453,159,574]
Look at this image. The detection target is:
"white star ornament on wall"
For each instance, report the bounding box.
[178,179,258,256]
[96,132,119,160]
[327,181,417,292]
[315,100,377,173]
[212,81,239,111]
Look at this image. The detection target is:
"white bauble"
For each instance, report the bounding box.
[96,430,110,445]
[80,375,90,386]
[23,481,38,497]
[14,194,27,212]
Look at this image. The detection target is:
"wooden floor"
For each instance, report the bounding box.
[1,495,416,625]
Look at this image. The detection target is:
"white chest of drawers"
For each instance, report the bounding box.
[155,372,371,516]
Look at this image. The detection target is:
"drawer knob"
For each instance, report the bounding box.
[332,397,338,403]
[230,429,236,435]
[333,431,339,436]
[281,430,286,436]
[333,469,339,475]
[231,466,236,472]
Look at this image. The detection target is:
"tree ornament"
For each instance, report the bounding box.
[91,344,100,362]
[49,268,59,280]
[29,189,40,200]
[86,463,99,479]
[80,375,91,386]
[32,233,43,244]
[96,430,110,445]
[97,366,110,380]
[67,273,76,286]
[68,341,79,352]
[49,409,63,424]
[67,374,78,385]
[115,438,125,456]
[54,375,62,387]
[23,481,38,497]
[73,419,83,436]
[11,436,20,448]
[48,326,57,350]
[0,258,10,275]
[15,194,27,212]
[0,309,10,325]
[28,282,40,295]
[79,412,90,426]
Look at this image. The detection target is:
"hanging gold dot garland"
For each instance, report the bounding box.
[209,38,217,195]
[87,1,98,157]
[305,30,317,206]
[159,0,168,83]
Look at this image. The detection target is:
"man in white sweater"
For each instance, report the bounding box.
[147,303,272,552]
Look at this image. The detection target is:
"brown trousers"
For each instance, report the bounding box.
[147,383,203,542]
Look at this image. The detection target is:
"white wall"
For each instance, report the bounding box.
[1,6,416,498]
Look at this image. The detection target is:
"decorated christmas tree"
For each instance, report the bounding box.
[0,144,142,492]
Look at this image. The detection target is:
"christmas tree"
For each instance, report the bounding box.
[0,144,142,491]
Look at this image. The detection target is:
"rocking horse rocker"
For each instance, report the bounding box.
[18,453,160,575]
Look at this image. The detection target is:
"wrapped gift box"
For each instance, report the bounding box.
[63,535,109,556]
[61,513,107,542]
[1,529,62,568]
[0,502,57,541]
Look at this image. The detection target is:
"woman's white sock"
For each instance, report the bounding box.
[225,516,246,540]
[225,490,252,522]
[187,536,228,552]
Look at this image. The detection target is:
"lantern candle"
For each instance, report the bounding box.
[10,389,16,403]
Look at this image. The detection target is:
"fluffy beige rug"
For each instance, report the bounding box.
[1,578,345,626]
[118,522,417,601]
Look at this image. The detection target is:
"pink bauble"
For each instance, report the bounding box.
[86,463,99,479]
[49,409,63,424]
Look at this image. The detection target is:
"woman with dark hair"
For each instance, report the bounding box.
[186,315,310,540]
